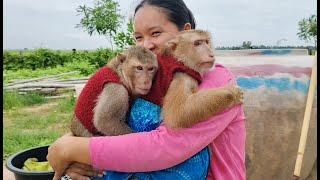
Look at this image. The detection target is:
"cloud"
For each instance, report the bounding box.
[4,0,317,49]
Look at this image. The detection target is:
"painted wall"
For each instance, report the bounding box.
[216,55,317,180]
[215,49,309,56]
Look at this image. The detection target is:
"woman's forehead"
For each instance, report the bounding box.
[134,6,169,31]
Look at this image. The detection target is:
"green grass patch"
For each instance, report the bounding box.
[3,95,76,160]
[4,91,48,110]
[3,128,62,160]
[3,60,96,85]
[56,94,76,113]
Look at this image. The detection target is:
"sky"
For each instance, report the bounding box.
[4,0,317,50]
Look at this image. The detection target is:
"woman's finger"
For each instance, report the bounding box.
[66,163,103,177]
[53,171,64,180]
[65,172,91,180]
[71,162,94,171]
[66,166,97,177]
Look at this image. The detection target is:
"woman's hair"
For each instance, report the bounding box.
[134,0,196,30]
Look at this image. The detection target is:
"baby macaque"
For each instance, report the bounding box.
[70,46,158,137]
[161,29,243,128]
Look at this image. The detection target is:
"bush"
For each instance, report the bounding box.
[64,60,96,76]
[3,48,116,71]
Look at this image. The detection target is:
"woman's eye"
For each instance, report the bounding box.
[148,67,154,71]
[152,32,161,37]
[136,66,143,71]
[135,36,142,41]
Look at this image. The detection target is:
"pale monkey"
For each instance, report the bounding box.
[162,29,243,128]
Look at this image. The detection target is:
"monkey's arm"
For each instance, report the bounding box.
[93,83,132,136]
[70,116,94,137]
[162,73,242,128]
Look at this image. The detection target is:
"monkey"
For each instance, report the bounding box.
[71,30,242,136]
[158,29,243,128]
[70,46,158,137]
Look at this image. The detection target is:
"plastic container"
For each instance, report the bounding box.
[6,145,54,180]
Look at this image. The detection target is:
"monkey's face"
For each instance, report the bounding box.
[123,58,158,96]
[191,37,215,74]
[169,30,215,75]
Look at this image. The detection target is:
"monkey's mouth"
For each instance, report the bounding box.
[201,61,214,67]
[137,88,150,94]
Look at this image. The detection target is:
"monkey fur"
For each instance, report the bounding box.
[162,29,243,128]
[70,46,158,137]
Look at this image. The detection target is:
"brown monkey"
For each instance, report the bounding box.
[160,29,243,128]
[70,46,158,137]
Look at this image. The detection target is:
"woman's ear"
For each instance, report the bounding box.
[183,23,192,30]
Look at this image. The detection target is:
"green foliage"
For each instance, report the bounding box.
[113,19,136,49]
[87,48,117,68]
[242,41,252,49]
[3,49,65,70]
[76,0,123,49]
[297,14,317,47]
[4,49,70,71]
[3,48,116,73]
[4,91,47,110]
[4,65,84,84]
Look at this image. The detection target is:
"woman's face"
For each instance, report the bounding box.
[134,5,180,55]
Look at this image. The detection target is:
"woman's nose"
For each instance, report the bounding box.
[143,39,155,50]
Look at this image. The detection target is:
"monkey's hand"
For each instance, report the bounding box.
[224,84,244,105]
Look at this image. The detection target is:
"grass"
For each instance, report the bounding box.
[3,60,96,85]
[4,91,48,110]
[3,93,76,161]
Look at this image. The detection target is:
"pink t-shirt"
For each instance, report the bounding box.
[89,64,246,180]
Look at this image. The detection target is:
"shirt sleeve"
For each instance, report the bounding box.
[89,65,241,172]
[90,106,241,172]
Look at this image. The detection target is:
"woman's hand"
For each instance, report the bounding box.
[47,133,92,180]
[64,162,104,180]
[47,135,74,180]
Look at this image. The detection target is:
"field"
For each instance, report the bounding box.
[3,49,109,162]
[3,91,76,161]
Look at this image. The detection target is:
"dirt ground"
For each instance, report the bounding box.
[3,165,15,180]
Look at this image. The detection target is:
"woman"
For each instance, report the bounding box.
[47,0,246,180]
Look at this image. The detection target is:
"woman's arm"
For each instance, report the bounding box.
[48,105,240,179]
[47,65,240,177]
[90,105,241,172]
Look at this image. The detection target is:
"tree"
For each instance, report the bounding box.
[76,0,123,50]
[242,41,252,49]
[113,19,135,49]
[297,14,317,47]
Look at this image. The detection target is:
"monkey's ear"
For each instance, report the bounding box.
[117,53,126,63]
[166,39,178,51]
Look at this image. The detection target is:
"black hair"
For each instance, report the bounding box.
[134,0,196,30]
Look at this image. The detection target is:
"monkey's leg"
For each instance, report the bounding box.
[163,73,243,128]
[93,83,133,136]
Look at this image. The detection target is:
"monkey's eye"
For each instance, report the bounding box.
[148,67,154,71]
[194,40,202,46]
[136,66,143,71]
